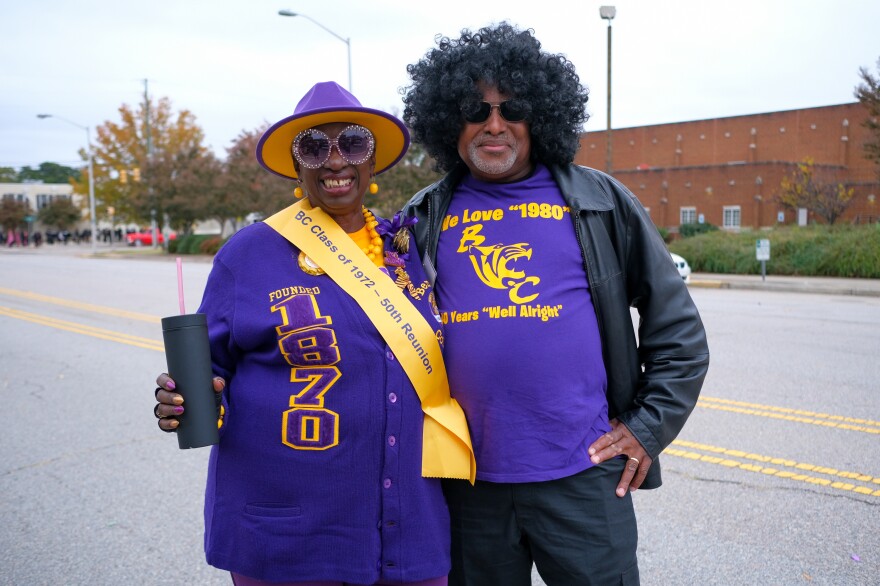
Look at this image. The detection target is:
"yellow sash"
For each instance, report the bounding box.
[265,200,476,483]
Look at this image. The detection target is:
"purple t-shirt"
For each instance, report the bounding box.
[436,164,610,482]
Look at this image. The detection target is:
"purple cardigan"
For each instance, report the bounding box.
[198,220,449,583]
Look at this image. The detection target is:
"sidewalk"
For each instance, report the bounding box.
[0,241,214,263]
[689,273,880,297]
[4,243,880,297]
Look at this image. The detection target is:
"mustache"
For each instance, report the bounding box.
[473,134,514,147]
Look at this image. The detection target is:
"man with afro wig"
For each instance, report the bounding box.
[402,22,709,585]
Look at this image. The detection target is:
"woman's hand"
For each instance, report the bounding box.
[154,373,226,432]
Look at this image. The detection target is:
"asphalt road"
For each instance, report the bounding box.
[1,246,878,585]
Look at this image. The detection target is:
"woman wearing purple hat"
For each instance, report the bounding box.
[153,81,475,586]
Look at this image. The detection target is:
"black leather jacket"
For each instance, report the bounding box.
[403,163,710,489]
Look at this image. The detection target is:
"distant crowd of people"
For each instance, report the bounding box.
[1,227,133,248]
[4,229,45,247]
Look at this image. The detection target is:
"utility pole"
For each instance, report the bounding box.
[144,79,158,249]
[600,6,616,174]
[36,114,97,252]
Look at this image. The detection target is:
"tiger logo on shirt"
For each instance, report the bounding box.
[457,224,540,304]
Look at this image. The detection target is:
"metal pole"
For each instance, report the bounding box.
[606,20,612,174]
[145,79,158,249]
[86,127,97,252]
[37,114,98,252]
[345,38,352,93]
[278,11,352,92]
[599,6,616,174]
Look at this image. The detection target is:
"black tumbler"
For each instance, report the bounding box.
[161,313,220,449]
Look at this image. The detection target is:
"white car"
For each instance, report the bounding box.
[670,252,691,283]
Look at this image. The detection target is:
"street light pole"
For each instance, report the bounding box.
[37,113,98,252]
[278,9,352,92]
[600,6,616,174]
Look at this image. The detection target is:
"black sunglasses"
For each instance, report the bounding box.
[461,100,530,124]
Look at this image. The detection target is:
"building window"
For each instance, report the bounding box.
[680,207,696,225]
[723,206,741,230]
[35,194,70,209]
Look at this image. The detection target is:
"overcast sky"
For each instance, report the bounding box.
[3,0,879,170]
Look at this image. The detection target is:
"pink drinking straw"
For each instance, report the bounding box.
[176,257,186,315]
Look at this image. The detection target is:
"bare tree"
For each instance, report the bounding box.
[365,143,440,217]
[217,126,291,234]
[776,158,854,225]
[855,57,880,181]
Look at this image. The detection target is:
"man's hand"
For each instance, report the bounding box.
[588,418,652,497]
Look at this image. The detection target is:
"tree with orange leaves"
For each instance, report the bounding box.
[776,157,854,225]
[74,96,216,233]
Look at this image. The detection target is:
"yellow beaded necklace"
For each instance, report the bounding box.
[357,207,384,265]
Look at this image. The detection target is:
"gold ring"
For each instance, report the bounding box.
[629,457,640,467]
[154,404,165,419]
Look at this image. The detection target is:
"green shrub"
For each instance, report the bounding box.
[199,236,224,256]
[170,234,222,255]
[817,226,880,278]
[669,224,880,277]
[679,222,719,238]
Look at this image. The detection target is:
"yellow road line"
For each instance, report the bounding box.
[698,396,880,434]
[0,306,164,352]
[0,287,159,323]
[667,439,880,498]
[4,287,877,496]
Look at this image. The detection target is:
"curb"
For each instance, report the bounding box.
[689,279,880,298]
[689,280,725,289]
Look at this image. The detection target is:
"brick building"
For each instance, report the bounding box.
[575,102,879,232]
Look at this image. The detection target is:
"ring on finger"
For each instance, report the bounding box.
[154,404,166,419]
[629,457,640,467]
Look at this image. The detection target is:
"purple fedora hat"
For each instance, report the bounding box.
[256,81,410,180]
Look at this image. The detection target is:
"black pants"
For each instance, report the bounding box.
[442,459,639,586]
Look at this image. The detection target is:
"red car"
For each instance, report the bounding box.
[126,229,176,247]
